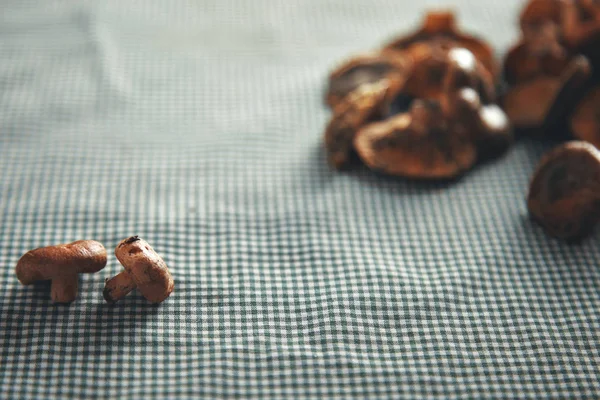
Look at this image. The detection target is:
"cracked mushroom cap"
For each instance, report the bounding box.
[354,99,477,179]
[528,141,600,240]
[325,51,411,109]
[114,237,174,304]
[384,10,497,78]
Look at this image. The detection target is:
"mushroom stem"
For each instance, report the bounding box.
[103,271,136,304]
[51,274,79,303]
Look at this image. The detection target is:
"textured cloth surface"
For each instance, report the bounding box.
[1,0,599,399]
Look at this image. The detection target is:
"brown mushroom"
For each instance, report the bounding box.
[384,10,497,78]
[570,87,600,147]
[443,47,496,103]
[502,55,591,132]
[15,240,107,303]
[385,46,495,115]
[503,39,571,86]
[354,99,477,179]
[520,0,563,32]
[103,236,174,304]
[527,141,600,240]
[324,79,396,169]
[442,88,513,160]
[325,51,411,109]
[561,0,600,75]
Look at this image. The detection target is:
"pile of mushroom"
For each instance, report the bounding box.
[324,11,512,179]
[503,0,600,141]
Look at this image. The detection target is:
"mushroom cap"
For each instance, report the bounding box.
[571,87,600,147]
[114,237,174,303]
[354,99,477,179]
[326,51,411,109]
[324,80,396,169]
[15,240,107,285]
[384,10,497,78]
[528,141,600,240]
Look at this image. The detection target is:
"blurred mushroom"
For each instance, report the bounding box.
[503,37,570,85]
[325,51,411,109]
[385,10,497,78]
[502,55,591,132]
[570,87,600,147]
[324,80,397,169]
[527,141,600,240]
[353,99,477,179]
[384,46,495,116]
[561,0,600,77]
[443,88,513,160]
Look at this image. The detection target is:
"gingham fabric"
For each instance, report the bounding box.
[1,0,599,399]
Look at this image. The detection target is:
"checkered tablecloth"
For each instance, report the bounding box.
[1,0,599,398]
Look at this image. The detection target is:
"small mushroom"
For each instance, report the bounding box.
[502,55,591,132]
[15,240,107,303]
[385,10,497,78]
[324,80,396,169]
[325,51,411,109]
[354,99,477,179]
[527,141,600,240]
[570,86,600,147]
[103,236,174,304]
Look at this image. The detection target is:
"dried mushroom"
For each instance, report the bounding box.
[528,141,600,240]
[324,80,395,169]
[504,0,600,140]
[503,39,570,86]
[323,9,508,180]
[385,11,497,78]
[570,87,600,147]
[385,46,496,115]
[354,100,477,179]
[502,55,591,131]
[325,51,411,109]
[443,88,512,159]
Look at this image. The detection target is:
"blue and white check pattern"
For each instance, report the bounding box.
[0,0,599,398]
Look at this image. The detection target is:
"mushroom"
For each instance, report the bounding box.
[353,99,477,179]
[325,51,411,109]
[503,36,570,86]
[527,141,600,240]
[561,0,600,77]
[103,236,174,304]
[443,47,496,103]
[442,87,513,160]
[384,10,497,78]
[502,55,591,132]
[570,87,600,147]
[384,46,495,116]
[15,240,107,303]
[324,79,396,169]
